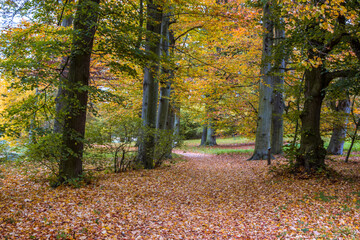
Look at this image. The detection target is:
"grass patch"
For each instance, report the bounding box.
[182,136,360,156]
[183,136,251,146]
[180,146,253,155]
[180,136,254,155]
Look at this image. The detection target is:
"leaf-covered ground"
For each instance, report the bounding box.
[1,152,360,239]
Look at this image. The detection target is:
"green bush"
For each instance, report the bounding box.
[154,128,183,167]
[85,116,141,172]
[179,112,202,140]
[26,133,62,176]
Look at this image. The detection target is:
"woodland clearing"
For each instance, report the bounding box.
[1,148,360,239]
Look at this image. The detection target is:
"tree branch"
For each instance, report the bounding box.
[349,37,360,60]
[174,25,203,42]
[323,69,359,85]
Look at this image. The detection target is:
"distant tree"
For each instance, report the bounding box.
[327,97,350,155]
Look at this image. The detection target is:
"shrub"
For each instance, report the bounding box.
[26,133,62,176]
[85,115,141,172]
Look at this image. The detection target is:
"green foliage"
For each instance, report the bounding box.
[154,129,183,167]
[138,125,183,169]
[0,140,11,161]
[283,143,298,169]
[85,115,141,172]
[179,112,202,139]
[183,136,250,146]
[26,133,62,176]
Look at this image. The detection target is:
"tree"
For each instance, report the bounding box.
[249,1,273,160]
[54,0,74,134]
[200,125,208,146]
[138,0,163,169]
[58,0,100,181]
[289,1,358,171]
[271,17,285,155]
[327,97,351,155]
[157,12,173,131]
[206,124,217,146]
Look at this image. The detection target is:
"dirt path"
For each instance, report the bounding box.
[172,149,213,158]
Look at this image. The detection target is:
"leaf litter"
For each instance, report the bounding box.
[1,152,360,239]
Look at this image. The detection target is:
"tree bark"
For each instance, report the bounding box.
[345,118,360,163]
[249,2,273,160]
[59,0,99,181]
[138,0,162,169]
[327,98,350,155]
[54,3,73,134]
[164,103,175,159]
[271,23,285,154]
[174,107,180,138]
[200,125,207,146]
[156,13,172,130]
[206,124,217,146]
[296,67,328,171]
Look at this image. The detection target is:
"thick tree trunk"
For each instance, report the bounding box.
[271,24,285,154]
[327,98,351,155]
[296,67,328,171]
[249,2,273,160]
[138,0,162,169]
[206,125,217,146]
[59,0,99,181]
[200,125,207,146]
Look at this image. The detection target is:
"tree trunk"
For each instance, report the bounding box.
[138,0,162,169]
[296,67,328,171]
[135,0,144,50]
[156,13,172,130]
[29,88,39,143]
[200,125,207,146]
[206,125,217,146]
[271,23,285,154]
[345,118,360,163]
[59,0,99,181]
[249,2,273,160]
[174,107,180,138]
[327,98,351,155]
[164,104,175,158]
[54,5,73,134]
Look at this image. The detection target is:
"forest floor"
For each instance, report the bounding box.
[1,149,360,239]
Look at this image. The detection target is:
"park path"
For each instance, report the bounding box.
[172,149,213,158]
